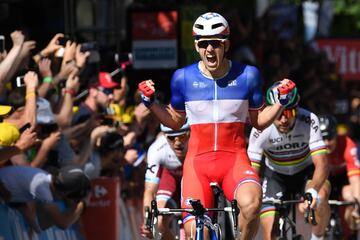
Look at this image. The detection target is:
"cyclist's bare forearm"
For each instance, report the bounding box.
[308,153,329,191]
[143,183,158,214]
[349,175,360,202]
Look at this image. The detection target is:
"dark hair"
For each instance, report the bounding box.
[6,89,25,110]
[98,132,124,154]
[318,114,338,140]
[53,165,91,201]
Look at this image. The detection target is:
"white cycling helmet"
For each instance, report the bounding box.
[160,120,190,137]
[192,12,230,40]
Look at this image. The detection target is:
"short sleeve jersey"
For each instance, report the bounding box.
[328,135,360,178]
[247,108,327,175]
[170,61,264,155]
[0,166,53,203]
[145,135,182,184]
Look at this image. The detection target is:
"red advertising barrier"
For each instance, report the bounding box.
[131,10,178,69]
[82,177,120,240]
[316,39,360,81]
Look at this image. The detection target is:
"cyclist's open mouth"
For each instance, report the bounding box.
[206,55,217,67]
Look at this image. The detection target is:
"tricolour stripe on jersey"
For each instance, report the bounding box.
[185,99,248,125]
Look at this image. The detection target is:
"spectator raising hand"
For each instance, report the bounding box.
[19,40,36,59]
[11,30,25,48]
[75,44,90,70]
[61,40,77,67]
[33,33,64,63]
[0,31,25,92]
[54,70,79,128]
[15,127,38,152]
[38,58,52,78]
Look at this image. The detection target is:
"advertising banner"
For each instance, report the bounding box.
[132,10,178,69]
[82,177,120,240]
[316,39,360,81]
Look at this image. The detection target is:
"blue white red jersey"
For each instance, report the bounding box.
[170,61,264,155]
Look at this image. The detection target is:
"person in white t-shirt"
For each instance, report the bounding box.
[0,165,90,233]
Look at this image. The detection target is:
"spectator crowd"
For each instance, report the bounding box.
[0,3,359,240]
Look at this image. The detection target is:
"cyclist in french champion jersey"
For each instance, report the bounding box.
[247,87,330,240]
[138,12,296,239]
[142,121,190,239]
[318,115,360,237]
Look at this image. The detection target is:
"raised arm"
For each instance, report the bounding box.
[55,70,79,128]
[138,79,186,130]
[0,31,24,94]
[21,71,39,128]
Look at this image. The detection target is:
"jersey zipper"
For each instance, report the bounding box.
[214,81,218,151]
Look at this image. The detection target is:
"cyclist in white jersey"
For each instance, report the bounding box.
[142,121,190,239]
[247,85,330,240]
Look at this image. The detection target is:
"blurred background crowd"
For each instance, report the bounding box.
[0,0,360,239]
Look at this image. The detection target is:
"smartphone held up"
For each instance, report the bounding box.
[16,76,25,87]
[0,35,5,53]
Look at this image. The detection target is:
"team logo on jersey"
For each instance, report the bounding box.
[275,142,308,150]
[147,164,156,174]
[270,137,283,144]
[192,81,207,88]
[228,79,237,86]
[244,170,255,175]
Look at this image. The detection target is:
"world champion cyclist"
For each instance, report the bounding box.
[138,12,297,239]
[141,121,190,239]
[247,87,331,240]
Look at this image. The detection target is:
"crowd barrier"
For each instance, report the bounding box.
[0,202,83,240]
[0,177,146,240]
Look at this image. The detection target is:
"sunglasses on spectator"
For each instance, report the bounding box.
[197,40,224,49]
[97,86,113,95]
[280,108,297,119]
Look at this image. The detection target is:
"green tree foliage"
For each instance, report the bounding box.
[332,0,360,35]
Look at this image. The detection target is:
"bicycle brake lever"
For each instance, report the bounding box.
[144,206,152,229]
[151,199,159,225]
[303,193,317,225]
[355,198,360,213]
[231,200,240,233]
[310,208,317,225]
[304,192,312,224]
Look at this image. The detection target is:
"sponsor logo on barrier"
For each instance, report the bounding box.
[94,185,108,198]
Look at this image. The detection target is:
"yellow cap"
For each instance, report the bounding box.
[0,105,12,116]
[0,122,20,146]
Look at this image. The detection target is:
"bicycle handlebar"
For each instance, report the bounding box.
[262,198,303,205]
[328,200,356,206]
[262,194,317,226]
[304,192,317,226]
